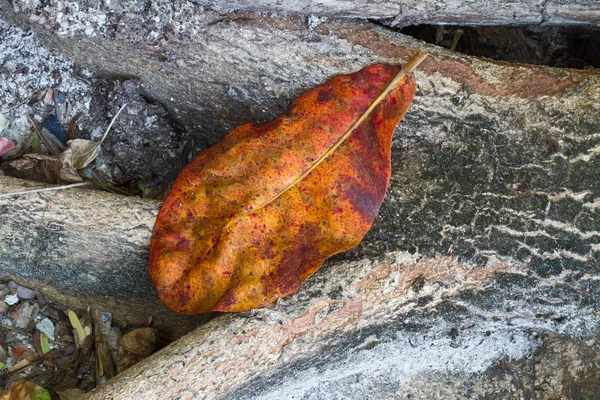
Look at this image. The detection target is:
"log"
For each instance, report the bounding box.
[7,0,600,26]
[86,252,600,399]
[0,176,205,340]
[203,0,600,26]
[2,4,600,397]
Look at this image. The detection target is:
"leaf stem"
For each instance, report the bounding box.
[100,103,128,144]
[0,182,91,198]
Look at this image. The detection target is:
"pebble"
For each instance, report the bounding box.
[16,286,36,300]
[36,318,55,341]
[15,302,40,329]
[5,294,19,306]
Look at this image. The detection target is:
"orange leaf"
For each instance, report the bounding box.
[11,347,27,358]
[149,50,427,314]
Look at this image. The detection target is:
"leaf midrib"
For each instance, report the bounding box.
[223,50,428,232]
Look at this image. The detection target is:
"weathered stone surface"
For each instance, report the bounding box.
[0,176,205,340]
[8,0,600,27]
[86,252,600,399]
[0,18,188,186]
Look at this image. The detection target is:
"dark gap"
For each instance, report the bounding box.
[396,24,600,69]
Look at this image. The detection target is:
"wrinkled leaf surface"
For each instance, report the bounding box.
[150,63,417,314]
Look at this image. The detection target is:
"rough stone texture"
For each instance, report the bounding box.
[1,2,600,398]
[9,0,600,27]
[86,252,600,399]
[0,18,187,185]
[0,176,205,340]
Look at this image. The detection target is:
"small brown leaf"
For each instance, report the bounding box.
[11,347,27,358]
[1,150,82,184]
[116,328,158,373]
[33,330,43,358]
[0,380,50,400]
[67,139,100,169]
[8,358,30,373]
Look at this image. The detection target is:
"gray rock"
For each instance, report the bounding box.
[36,317,55,341]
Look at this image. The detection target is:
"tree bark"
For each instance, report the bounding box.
[8,0,600,26]
[85,252,600,399]
[0,176,206,340]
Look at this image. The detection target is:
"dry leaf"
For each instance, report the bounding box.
[92,310,117,385]
[1,150,82,184]
[58,149,82,182]
[66,310,87,345]
[8,358,30,373]
[67,139,100,169]
[0,380,50,400]
[149,51,426,314]
[116,327,158,373]
[0,137,17,157]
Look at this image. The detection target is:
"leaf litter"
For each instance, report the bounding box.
[0,18,186,198]
[0,280,159,397]
[1,104,127,186]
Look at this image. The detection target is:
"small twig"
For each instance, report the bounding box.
[0,182,91,198]
[2,99,28,113]
[100,103,128,144]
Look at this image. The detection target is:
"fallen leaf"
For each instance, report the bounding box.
[0,380,50,400]
[67,139,100,169]
[92,310,116,385]
[0,150,82,184]
[66,310,87,346]
[8,358,30,373]
[40,334,49,355]
[149,51,426,314]
[11,347,27,358]
[58,149,82,182]
[0,137,17,157]
[67,113,83,140]
[116,327,157,373]
[31,131,41,154]
[33,330,43,357]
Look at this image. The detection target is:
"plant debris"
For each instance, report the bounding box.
[0,281,159,397]
[0,18,189,196]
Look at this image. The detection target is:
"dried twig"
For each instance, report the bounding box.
[0,182,92,198]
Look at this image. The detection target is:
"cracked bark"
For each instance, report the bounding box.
[1,3,600,399]
[202,0,600,26]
